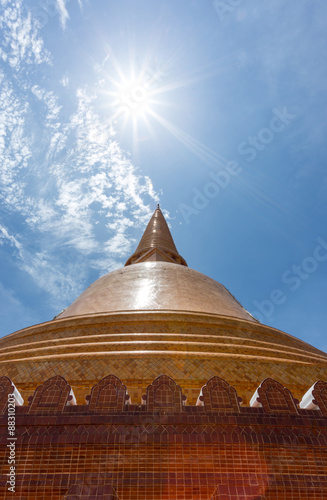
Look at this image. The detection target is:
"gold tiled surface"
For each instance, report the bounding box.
[0,312,326,405]
[2,312,325,357]
[56,263,256,321]
[2,357,326,406]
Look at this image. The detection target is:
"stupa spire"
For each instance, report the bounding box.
[125,205,187,266]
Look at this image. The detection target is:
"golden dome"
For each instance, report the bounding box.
[56,262,255,322]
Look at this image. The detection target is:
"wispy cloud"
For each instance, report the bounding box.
[60,75,70,87]
[0,71,31,212]
[0,224,22,253]
[0,0,159,313]
[31,85,62,123]
[56,0,69,29]
[0,0,51,68]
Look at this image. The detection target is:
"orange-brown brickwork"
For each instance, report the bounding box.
[1,375,327,499]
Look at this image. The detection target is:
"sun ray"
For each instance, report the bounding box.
[147,108,229,169]
[99,43,239,161]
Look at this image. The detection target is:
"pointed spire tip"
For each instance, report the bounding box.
[125,205,187,267]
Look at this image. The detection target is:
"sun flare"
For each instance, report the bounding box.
[113,79,152,118]
[102,53,220,162]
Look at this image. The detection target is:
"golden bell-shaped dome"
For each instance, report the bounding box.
[56,263,255,321]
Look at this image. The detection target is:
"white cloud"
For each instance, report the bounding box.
[104,232,132,256]
[0,224,22,253]
[31,85,62,123]
[55,0,84,29]
[60,75,70,87]
[56,0,70,29]
[0,0,51,69]
[0,11,159,313]
[0,72,31,212]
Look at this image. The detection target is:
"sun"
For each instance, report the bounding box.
[109,73,159,123]
[113,78,152,118]
[102,53,226,166]
[103,66,163,153]
[101,51,167,127]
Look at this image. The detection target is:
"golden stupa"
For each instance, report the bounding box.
[0,206,326,406]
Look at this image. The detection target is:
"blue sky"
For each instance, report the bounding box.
[0,0,326,353]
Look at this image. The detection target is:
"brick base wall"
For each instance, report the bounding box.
[1,406,327,499]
